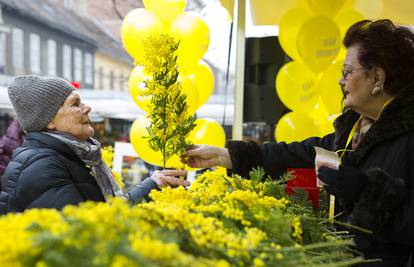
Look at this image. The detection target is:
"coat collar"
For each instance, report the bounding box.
[23,132,83,164]
[333,83,414,165]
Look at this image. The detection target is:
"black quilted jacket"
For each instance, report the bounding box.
[0,132,157,213]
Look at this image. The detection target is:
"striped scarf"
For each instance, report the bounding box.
[44,131,124,201]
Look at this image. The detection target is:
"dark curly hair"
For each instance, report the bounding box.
[343,19,414,95]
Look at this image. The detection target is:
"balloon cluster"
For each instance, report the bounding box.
[121,0,226,168]
[272,0,365,143]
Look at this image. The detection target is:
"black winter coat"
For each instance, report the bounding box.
[226,86,414,266]
[0,132,157,213]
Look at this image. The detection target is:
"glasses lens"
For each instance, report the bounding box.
[341,67,348,79]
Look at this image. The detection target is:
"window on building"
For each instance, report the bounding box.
[12,27,24,74]
[84,52,93,85]
[62,44,72,80]
[29,33,41,74]
[0,33,6,74]
[119,72,125,91]
[98,66,104,89]
[74,48,83,82]
[110,70,114,89]
[47,39,57,76]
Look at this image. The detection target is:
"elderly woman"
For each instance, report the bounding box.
[183,20,414,266]
[0,75,188,213]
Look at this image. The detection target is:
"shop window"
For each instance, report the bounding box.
[29,33,41,74]
[62,44,72,80]
[12,27,24,74]
[0,33,6,74]
[46,39,57,76]
[84,52,93,85]
[74,48,83,82]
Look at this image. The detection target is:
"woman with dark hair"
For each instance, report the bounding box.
[0,75,188,214]
[183,20,414,266]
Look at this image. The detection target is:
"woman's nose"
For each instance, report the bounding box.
[338,76,345,87]
[81,103,91,114]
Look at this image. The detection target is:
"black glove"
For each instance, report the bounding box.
[318,165,368,202]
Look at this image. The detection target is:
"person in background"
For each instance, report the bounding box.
[0,119,25,178]
[0,75,188,214]
[183,19,414,266]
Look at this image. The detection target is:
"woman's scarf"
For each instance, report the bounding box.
[351,116,374,150]
[44,131,124,201]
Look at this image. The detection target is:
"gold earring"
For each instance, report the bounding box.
[371,86,381,96]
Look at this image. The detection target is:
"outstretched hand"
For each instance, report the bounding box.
[181,145,232,169]
[150,169,190,188]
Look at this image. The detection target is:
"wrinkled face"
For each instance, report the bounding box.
[48,91,94,141]
[339,45,376,114]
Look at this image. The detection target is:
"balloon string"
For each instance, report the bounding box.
[222,21,233,126]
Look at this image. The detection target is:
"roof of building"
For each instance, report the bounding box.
[0,0,96,44]
[82,18,132,64]
[0,0,132,64]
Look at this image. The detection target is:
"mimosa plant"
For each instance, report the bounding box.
[137,34,196,168]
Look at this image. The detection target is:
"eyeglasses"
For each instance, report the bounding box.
[341,66,366,80]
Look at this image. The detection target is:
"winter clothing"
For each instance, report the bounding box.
[8,75,74,132]
[0,132,158,214]
[0,120,24,178]
[44,131,124,201]
[318,165,369,202]
[226,83,414,266]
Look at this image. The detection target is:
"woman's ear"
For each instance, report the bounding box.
[372,66,386,87]
[46,120,56,130]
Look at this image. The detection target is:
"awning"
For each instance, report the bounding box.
[0,87,233,125]
[79,90,234,125]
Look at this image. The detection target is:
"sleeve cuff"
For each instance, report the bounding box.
[125,178,159,205]
[226,140,264,179]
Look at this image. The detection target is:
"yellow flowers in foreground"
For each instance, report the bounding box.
[0,168,361,267]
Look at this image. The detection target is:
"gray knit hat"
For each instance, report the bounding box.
[8,75,75,132]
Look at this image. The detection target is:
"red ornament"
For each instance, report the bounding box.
[70,82,81,89]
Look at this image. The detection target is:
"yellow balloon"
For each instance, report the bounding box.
[279,8,313,61]
[250,0,303,25]
[275,61,319,113]
[309,99,335,136]
[130,116,182,168]
[121,8,163,61]
[188,118,226,147]
[129,66,152,113]
[297,16,341,73]
[178,76,199,115]
[275,112,320,143]
[335,9,365,38]
[334,9,365,61]
[380,0,414,25]
[353,0,383,20]
[184,60,215,108]
[306,0,345,16]
[143,0,187,23]
[318,59,345,115]
[129,66,198,115]
[169,13,210,69]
